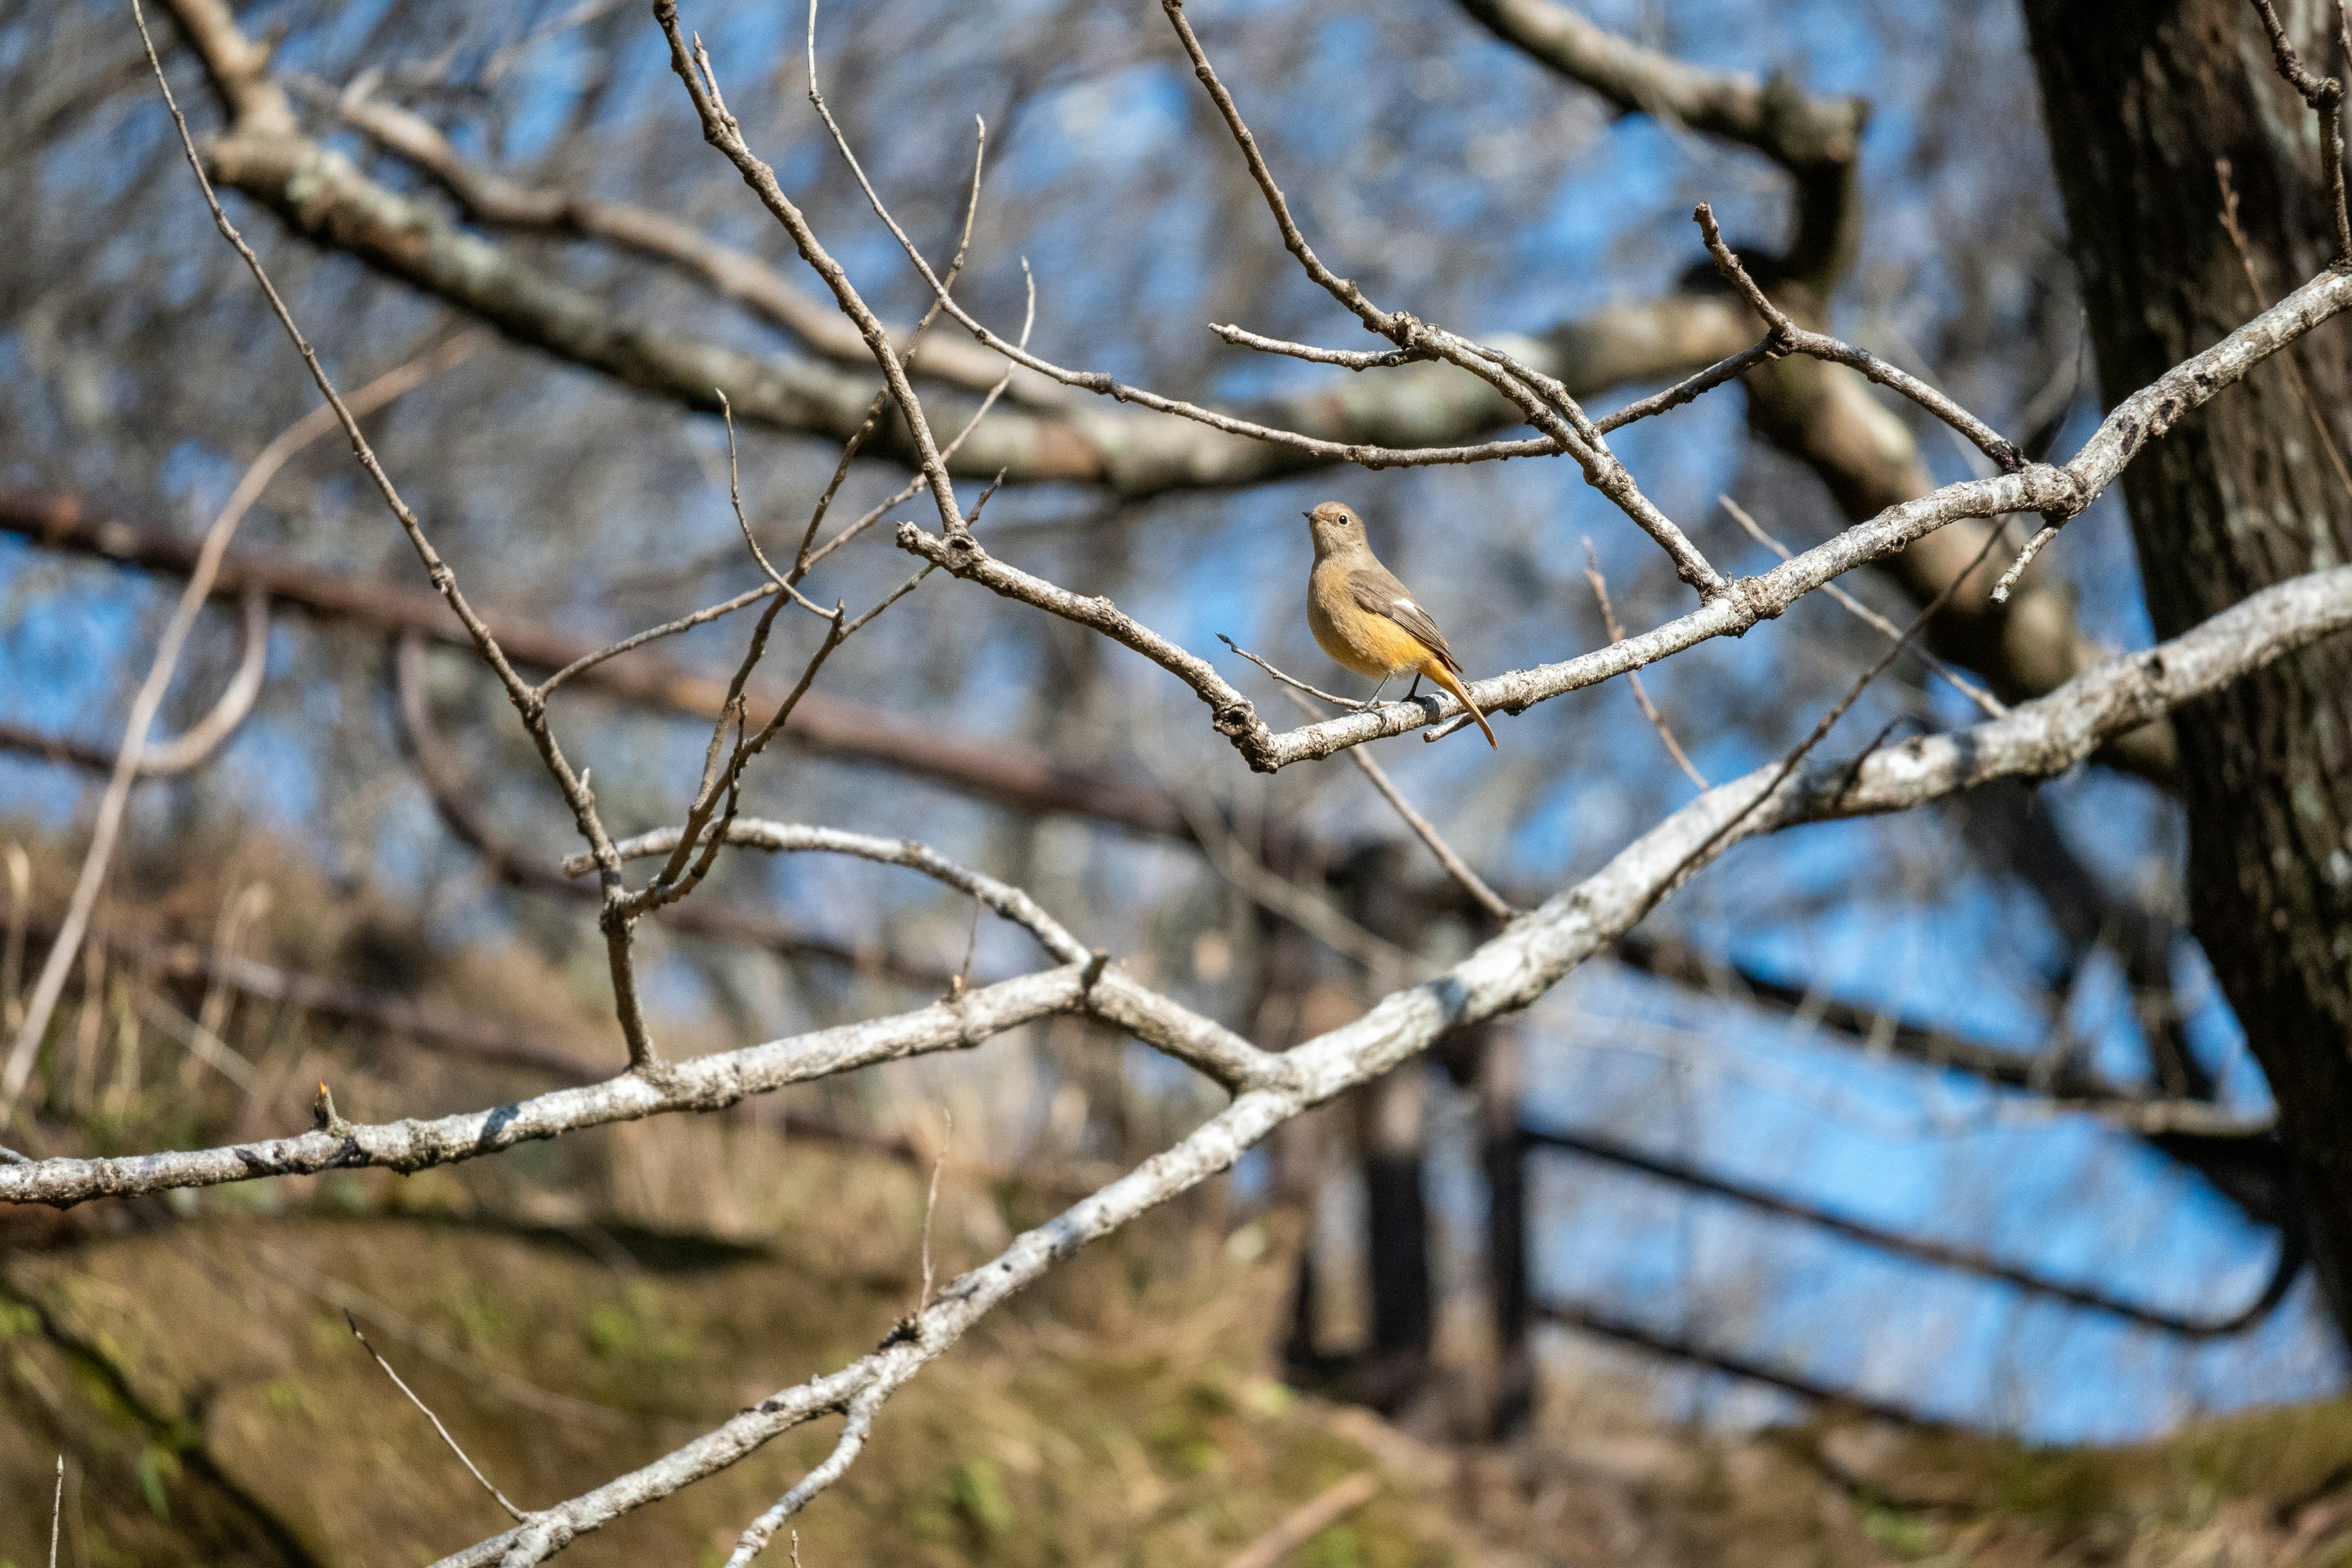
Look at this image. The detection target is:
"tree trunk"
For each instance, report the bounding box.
[2022,0,2352,1329]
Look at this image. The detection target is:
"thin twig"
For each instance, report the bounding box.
[48,1455,62,1568]
[801,271,1031,573]
[1720,496,2005,718]
[1209,323,1431,369]
[2217,157,2352,503]
[791,114,990,579]
[1594,337,1784,433]
[346,1311,532,1523]
[2247,0,2352,265]
[1218,635,1373,709]
[1278,689,1517,922]
[916,1108,952,1315]
[1662,525,2010,894]
[719,392,824,611]
[1694,203,2024,472]
[1988,524,2062,605]
[725,1393,879,1567]
[1581,540,1709,789]
[533,581,781,699]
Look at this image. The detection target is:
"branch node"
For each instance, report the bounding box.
[312,1079,353,1137]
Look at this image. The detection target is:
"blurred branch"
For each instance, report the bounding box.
[0,491,1194,838]
[1529,1295,1934,1427]
[137,587,271,772]
[1219,1472,1380,1568]
[391,633,944,986]
[1453,0,1866,283]
[1,331,470,1106]
[292,75,1065,407]
[1525,1120,2299,1336]
[0,587,271,782]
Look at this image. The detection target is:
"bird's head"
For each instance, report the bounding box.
[1303,501,1370,561]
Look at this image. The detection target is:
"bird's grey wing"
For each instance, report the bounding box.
[1348,567,1459,669]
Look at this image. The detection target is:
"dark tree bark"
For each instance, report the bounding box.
[2023,0,2352,1328]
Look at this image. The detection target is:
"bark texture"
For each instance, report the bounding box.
[2024,0,2352,1325]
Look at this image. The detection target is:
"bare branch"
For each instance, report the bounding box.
[577,820,1272,1088]
[1208,323,1431,369]
[0,962,1094,1207]
[2247,0,2352,264]
[345,1312,530,1523]
[1217,635,1373,710]
[1695,203,2024,472]
[897,522,1271,759]
[575,821,1088,966]
[1581,541,1709,790]
[725,1393,880,1567]
[1277,689,1518,922]
[1719,496,2006,718]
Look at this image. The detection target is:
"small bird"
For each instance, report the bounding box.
[1302,501,1497,747]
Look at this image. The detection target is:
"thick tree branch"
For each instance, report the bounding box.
[0,963,1091,1206]
[581,819,1275,1088]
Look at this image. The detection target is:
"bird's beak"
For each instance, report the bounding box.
[1300,511,1313,522]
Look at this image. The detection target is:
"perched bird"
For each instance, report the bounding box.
[1302,501,1497,747]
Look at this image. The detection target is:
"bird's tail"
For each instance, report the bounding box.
[1423,659,1498,748]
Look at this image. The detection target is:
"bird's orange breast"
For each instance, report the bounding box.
[1308,560,1440,678]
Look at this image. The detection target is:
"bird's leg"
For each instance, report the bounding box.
[1404,673,1423,701]
[1364,674,1392,709]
